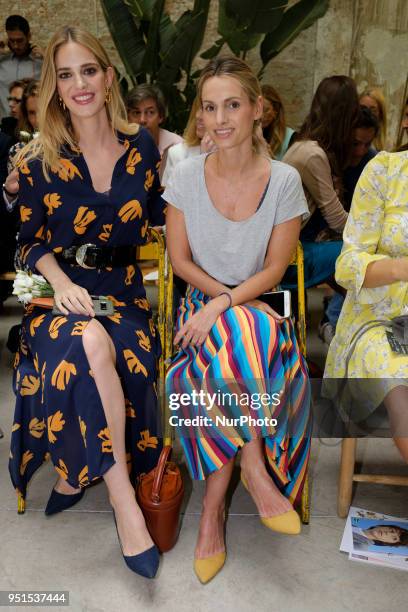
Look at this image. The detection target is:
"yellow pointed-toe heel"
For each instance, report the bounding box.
[194,551,226,584]
[241,474,301,535]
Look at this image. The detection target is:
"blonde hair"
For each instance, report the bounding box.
[17,25,138,179]
[359,87,387,150]
[197,55,264,154]
[261,84,286,158]
[183,96,202,147]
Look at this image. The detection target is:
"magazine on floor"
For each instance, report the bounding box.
[340,506,408,571]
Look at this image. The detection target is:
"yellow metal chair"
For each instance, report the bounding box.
[140,237,311,522]
[286,242,310,524]
[136,227,174,445]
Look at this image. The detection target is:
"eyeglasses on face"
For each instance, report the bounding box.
[7,96,22,104]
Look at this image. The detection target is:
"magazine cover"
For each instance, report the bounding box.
[351,517,408,556]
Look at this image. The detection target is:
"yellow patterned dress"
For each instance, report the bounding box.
[9,128,165,499]
[324,151,408,421]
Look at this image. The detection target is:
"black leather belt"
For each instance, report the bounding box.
[56,244,136,269]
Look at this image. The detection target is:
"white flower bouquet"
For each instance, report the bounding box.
[13,270,54,304]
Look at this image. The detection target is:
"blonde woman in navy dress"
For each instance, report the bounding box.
[9,27,165,578]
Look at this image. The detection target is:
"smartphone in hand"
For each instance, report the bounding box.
[52,295,114,316]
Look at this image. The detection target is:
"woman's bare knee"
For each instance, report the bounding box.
[82,319,116,365]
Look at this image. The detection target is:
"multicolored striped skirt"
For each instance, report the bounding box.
[166,287,312,505]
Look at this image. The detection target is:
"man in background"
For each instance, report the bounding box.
[0,15,42,118]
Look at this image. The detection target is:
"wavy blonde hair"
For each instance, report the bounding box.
[261,84,287,158]
[183,96,202,147]
[197,56,265,155]
[17,25,138,179]
[359,87,387,150]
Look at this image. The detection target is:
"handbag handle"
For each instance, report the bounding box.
[151,445,172,503]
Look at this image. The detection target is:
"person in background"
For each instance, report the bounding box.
[161,96,215,186]
[283,76,359,288]
[320,107,379,344]
[282,76,359,348]
[261,84,294,160]
[0,15,42,118]
[343,107,378,211]
[3,79,39,210]
[0,79,26,142]
[359,87,387,151]
[0,128,13,307]
[126,83,183,157]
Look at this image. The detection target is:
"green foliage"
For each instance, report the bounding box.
[100,0,330,132]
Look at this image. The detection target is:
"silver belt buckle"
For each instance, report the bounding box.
[75,243,96,269]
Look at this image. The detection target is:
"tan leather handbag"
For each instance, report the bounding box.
[136,445,184,553]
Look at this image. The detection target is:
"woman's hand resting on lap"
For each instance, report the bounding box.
[244,299,284,322]
[53,280,95,317]
[174,295,228,349]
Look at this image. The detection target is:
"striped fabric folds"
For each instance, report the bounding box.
[166,287,312,505]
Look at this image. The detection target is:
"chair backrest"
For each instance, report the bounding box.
[288,242,307,357]
[137,228,173,445]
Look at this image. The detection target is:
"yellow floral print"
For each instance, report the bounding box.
[140,219,148,238]
[79,416,87,447]
[44,193,62,215]
[148,319,156,337]
[20,450,34,476]
[20,374,40,396]
[106,295,126,307]
[51,360,77,390]
[123,349,148,377]
[144,169,154,191]
[98,427,113,453]
[73,206,97,234]
[98,223,112,242]
[29,417,46,439]
[125,265,136,285]
[41,362,46,403]
[20,206,32,222]
[35,225,45,239]
[55,459,69,480]
[118,199,142,223]
[78,465,89,486]
[107,311,122,324]
[134,297,150,311]
[29,314,46,337]
[49,316,68,339]
[52,158,83,182]
[125,399,136,418]
[47,410,65,443]
[137,430,158,451]
[136,330,151,352]
[71,321,88,336]
[126,148,142,174]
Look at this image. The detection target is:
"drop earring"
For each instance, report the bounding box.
[58,96,66,111]
[105,86,112,104]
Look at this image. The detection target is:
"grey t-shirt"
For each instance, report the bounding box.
[163,154,308,286]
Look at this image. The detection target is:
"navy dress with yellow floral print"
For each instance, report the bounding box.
[9,127,165,498]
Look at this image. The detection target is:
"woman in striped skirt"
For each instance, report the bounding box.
[164,56,311,584]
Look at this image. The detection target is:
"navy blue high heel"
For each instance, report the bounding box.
[112,511,160,579]
[45,488,84,516]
